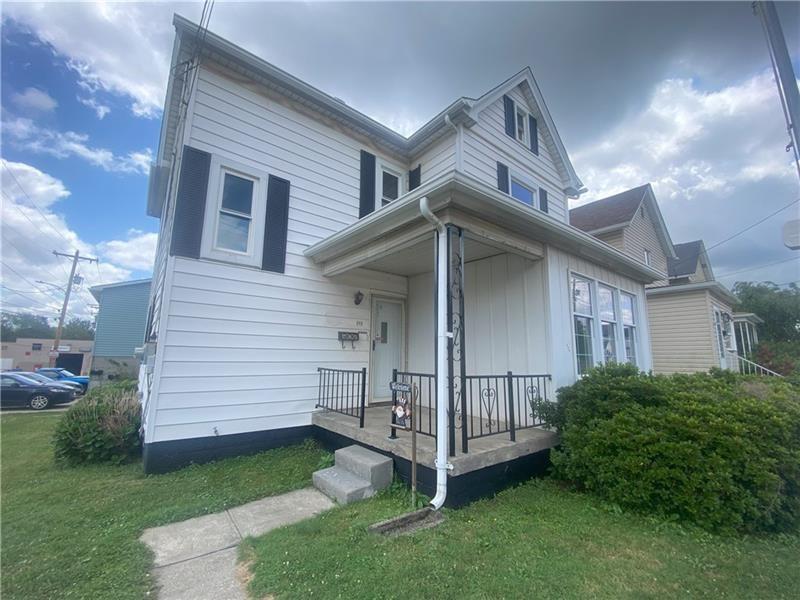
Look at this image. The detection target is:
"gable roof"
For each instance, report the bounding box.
[468,67,584,195]
[568,183,675,258]
[668,240,714,280]
[150,15,584,216]
[569,184,650,232]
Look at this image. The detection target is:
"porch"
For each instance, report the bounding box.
[312,405,558,477]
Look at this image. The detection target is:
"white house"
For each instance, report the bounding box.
[139,16,664,501]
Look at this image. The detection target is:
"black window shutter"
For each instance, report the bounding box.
[503,95,515,138]
[262,175,291,273]
[497,162,509,193]
[359,150,376,218]
[409,164,421,190]
[170,145,211,259]
[529,115,539,155]
[540,188,548,213]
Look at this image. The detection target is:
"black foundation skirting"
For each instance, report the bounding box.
[313,427,551,508]
[143,425,551,507]
[142,425,314,474]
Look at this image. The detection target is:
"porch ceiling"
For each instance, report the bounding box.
[364,235,505,276]
[305,170,665,282]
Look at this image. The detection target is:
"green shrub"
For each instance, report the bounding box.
[550,365,800,534]
[53,383,142,466]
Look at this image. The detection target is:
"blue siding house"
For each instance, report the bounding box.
[90,279,151,381]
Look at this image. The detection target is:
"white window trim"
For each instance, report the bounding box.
[505,168,546,211]
[515,104,530,146]
[570,273,596,377]
[598,284,619,364]
[620,291,638,366]
[376,159,405,208]
[201,155,267,268]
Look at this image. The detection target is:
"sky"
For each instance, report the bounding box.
[1,1,798,322]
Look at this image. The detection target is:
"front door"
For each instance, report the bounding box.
[371,298,404,403]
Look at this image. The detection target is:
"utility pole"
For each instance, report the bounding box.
[50,250,97,366]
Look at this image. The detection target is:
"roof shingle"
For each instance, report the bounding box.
[569,184,650,232]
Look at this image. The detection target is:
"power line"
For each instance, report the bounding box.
[706,197,800,252]
[1,285,59,310]
[717,256,798,279]
[0,261,64,304]
[1,221,73,285]
[1,189,72,280]
[1,160,74,250]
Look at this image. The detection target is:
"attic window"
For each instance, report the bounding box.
[644,249,652,266]
[515,106,529,145]
[381,168,401,206]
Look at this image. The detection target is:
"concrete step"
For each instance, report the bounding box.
[335,445,393,490]
[312,466,374,504]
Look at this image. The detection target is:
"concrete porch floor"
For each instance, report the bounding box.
[312,405,558,477]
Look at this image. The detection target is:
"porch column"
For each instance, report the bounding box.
[446,225,468,455]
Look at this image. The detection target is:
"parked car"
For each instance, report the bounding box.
[36,368,89,392]
[0,372,76,410]
[15,371,84,395]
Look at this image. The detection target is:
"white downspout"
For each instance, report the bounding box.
[419,196,450,510]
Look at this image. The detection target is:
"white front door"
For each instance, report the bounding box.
[713,309,727,369]
[371,298,404,403]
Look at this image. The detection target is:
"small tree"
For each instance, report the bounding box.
[62,317,95,341]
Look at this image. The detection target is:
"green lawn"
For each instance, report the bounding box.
[1,413,326,600]
[244,481,800,599]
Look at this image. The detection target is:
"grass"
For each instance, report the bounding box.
[1,413,327,600]
[244,481,800,599]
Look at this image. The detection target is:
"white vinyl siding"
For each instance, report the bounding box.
[146,65,410,443]
[545,246,651,388]
[463,86,568,223]
[411,134,457,183]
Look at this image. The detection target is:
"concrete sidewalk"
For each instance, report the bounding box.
[140,488,334,600]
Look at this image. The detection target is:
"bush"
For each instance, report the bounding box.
[53,382,142,466]
[549,365,800,534]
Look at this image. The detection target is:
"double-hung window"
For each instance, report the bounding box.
[620,292,637,365]
[380,163,403,207]
[571,275,594,375]
[598,285,618,364]
[201,156,266,268]
[216,171,255,253]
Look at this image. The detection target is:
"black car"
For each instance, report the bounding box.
[0,372,76,410]
[16,371,84,395]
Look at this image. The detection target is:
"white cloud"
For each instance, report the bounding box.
[77,95,110,119]
[2,3,176,119]
[1,161,155,319]
[10,87,57,113]
[3,117,152,175]
[97,229,158,271]
[572,70,796,204]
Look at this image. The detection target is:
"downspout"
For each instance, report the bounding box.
[419,196,450,510]
[444,114,463,171]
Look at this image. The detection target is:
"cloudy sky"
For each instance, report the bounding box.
[1,1,798,321]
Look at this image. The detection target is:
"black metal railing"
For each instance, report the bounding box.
[384,369,551,450]
[391,370,437,438]
[316,367,367,428]
[460,372,551,442]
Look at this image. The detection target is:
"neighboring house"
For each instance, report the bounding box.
[733,312,763,360]
[568,183,676,282]
[572,189,773,376]
[646,240,742,373]
[89,279,151,382]
[0,338,93,374]
[139,16,665,503]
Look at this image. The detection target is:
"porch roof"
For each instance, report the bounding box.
[305,170,664,282]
